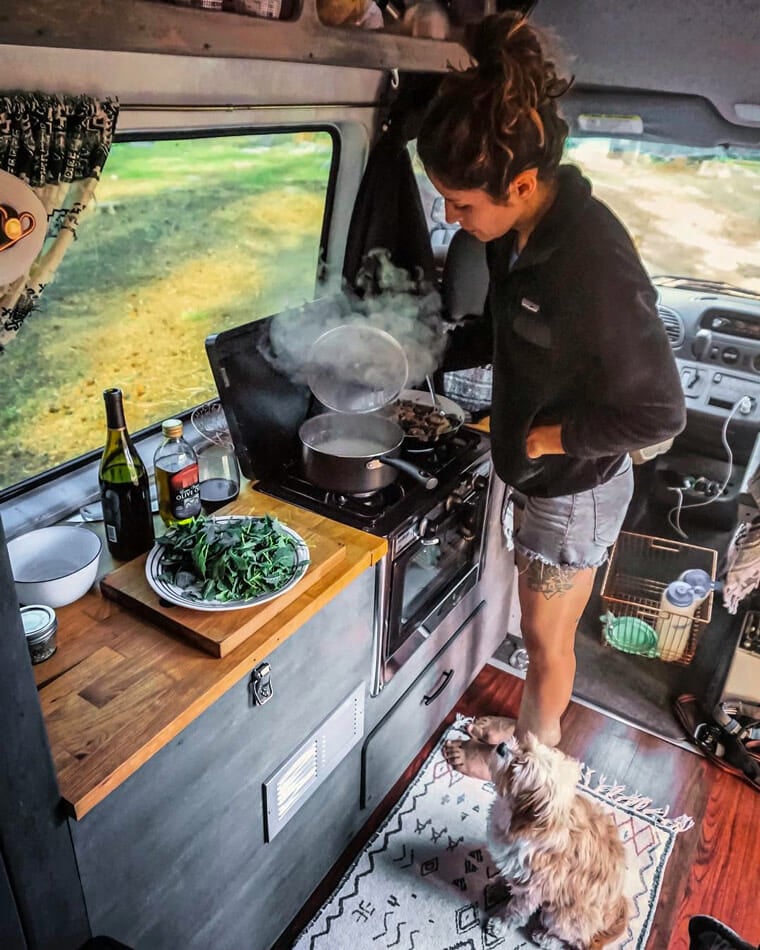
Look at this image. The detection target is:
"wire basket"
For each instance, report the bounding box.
[599,531,718,665]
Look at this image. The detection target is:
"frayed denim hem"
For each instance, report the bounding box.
[514,540,609,572]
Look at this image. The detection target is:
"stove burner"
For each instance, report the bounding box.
[328,482,405,512]
[255,425,489,535]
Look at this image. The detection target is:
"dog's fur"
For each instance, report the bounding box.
[487,733,631,950]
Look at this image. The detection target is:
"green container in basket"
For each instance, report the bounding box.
[601,612,659,658]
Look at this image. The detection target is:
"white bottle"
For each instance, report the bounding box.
[655,580,696,662]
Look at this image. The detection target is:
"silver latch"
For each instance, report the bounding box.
[250,662,274,706]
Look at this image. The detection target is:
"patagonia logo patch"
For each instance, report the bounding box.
[521,297,540,313]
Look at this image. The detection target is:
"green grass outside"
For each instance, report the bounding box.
[0,132,333,490]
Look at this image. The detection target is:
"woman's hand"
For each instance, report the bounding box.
[526,424,565,458]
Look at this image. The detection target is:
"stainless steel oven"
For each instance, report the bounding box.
[372,455,491,693]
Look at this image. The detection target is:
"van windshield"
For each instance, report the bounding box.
[565,137,760,296]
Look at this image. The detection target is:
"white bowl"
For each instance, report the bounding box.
[7,525,102,608]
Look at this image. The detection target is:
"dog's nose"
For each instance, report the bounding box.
[496,742,508,758]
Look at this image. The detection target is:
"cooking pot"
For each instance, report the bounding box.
[390,388,465,451]
[299,412,438,495]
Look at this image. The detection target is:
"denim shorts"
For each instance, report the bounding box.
[513,457,634,570]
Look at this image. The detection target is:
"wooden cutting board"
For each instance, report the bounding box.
[100,514,346,658]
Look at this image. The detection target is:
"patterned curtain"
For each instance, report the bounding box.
[0,94,120,352]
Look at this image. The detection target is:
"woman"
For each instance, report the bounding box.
[417,12,685,777]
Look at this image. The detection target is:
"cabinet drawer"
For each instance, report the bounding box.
[362,599,486,810]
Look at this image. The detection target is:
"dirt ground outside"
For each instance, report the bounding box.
[567,140,760,290]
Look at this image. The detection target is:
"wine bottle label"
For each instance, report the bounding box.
[237,0,283,18]
[169,463,202,521]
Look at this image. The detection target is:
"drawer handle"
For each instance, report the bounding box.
[422,669,454,705]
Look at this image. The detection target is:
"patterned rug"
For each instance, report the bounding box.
[294,718,694,950]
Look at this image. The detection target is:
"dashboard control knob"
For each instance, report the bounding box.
[721,346,740,365]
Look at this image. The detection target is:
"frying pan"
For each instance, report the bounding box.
[390,388,466,451]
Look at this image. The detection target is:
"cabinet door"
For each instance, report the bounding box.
[72,570,374,950]
[362,599,487,811]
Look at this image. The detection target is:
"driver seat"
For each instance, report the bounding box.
[439,228,492,414]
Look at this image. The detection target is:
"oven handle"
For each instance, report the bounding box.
[422,669,454,705]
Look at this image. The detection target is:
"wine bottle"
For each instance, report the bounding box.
[154,419,202,527]
[99,388,155,561]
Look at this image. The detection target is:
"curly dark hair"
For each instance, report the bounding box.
[417,13,571,199]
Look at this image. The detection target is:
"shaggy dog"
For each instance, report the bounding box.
[488,734,631,950]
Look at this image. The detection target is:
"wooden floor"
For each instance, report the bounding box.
[277,663,760,950]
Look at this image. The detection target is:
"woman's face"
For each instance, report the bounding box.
[429,174,523,243]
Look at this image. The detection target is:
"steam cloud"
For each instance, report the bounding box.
[263,250,448,405]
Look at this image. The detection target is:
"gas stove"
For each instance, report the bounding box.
[255,426,491,536]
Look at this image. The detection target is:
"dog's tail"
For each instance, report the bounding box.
[589,896,631,949]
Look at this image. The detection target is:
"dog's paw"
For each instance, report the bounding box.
[530,928,567,950]
[505,909,531,930]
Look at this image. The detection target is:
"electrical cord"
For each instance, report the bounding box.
[666,395,753,539]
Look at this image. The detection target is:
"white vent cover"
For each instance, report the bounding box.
[263,682,365,841]
[657,305,685,347]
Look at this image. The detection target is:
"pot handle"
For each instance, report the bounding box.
[379,456,438,490]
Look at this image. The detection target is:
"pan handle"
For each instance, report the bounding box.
[375,456,438,490]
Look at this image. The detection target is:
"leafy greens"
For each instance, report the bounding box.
[156,515,305,603]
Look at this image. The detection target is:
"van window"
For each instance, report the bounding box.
[412,136,760,294]
[0,129,335,495]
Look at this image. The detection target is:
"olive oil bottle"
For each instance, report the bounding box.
[99,388,155,561]
[154,419,202,527]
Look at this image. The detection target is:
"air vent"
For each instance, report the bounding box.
[657,305,685,347]
[262,682,365,841]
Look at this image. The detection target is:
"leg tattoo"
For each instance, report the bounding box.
[521,559,579,600]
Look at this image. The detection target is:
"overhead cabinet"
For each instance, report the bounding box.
[3,0,471,73]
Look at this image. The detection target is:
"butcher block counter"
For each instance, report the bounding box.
[32,488,387,820]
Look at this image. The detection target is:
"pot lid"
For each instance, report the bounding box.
[306,324,408,413]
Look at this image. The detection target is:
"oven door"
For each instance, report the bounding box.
[384,493,487,677]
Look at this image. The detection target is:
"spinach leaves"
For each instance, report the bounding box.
[156,515,303,603]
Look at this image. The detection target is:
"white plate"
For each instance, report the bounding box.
[144,516,310,612]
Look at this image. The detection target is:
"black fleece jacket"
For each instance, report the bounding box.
[445,165,686,497]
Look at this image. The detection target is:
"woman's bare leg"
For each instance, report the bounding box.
[515,554,597,746]
[443,555,597,776]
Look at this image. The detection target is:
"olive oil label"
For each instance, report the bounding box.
[169,463,201,521]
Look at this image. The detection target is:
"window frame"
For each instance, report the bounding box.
[0,122,341,506]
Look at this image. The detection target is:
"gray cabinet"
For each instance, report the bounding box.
[70,569,374,950]
[362,598,493,811]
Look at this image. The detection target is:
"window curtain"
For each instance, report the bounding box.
[0,93,120,353]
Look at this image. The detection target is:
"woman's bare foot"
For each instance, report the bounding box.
[443,737,494,780]
[466,715,516,745]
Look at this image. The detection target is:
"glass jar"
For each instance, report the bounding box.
[21,604,58,664]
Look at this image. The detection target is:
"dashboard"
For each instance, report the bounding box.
[654,279,760,461]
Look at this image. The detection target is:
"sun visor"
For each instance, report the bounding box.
[562,88,760,149]
[0,170,47,285]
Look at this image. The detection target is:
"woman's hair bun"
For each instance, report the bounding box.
[467,12,568,104]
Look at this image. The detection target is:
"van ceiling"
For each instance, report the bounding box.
[531,0,760,144]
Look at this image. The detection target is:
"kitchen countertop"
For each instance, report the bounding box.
[32,488,387,820]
